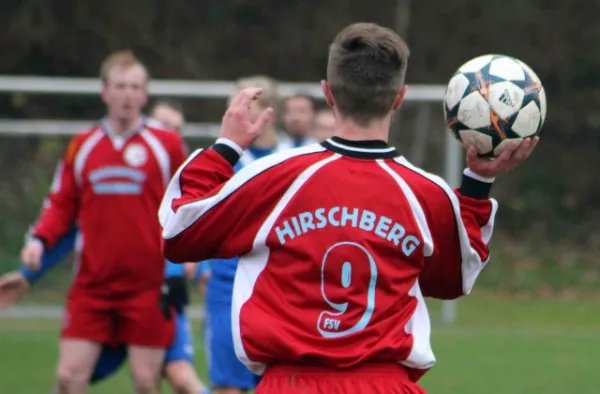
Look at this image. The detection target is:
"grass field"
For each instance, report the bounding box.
[1,293,599,393]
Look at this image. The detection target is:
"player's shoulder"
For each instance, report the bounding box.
[271,142,329,163]
[237,142,329,176]
[73,123,103,142]
[389,156,453,202]
[64,124,103,163]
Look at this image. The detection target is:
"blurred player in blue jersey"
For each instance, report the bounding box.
[0,101,208,394]
[200,76,297,394]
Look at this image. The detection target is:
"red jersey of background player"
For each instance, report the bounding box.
[33,117,186,297]
[159,137,497,382]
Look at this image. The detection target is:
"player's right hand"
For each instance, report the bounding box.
[0,271,30,309]
[20,239,44,272]
[467,136,539,179]
[220,87,274,150]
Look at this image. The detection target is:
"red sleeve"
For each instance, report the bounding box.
[159,145,277,263]
[411,170,497,300]
[32,138,81,248]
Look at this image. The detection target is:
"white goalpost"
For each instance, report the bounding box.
[0,75,461,324]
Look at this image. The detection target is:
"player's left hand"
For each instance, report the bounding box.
[20,239,44,272]
[467,137,539,178]
[220,87,274,150]
[0,271,30,309]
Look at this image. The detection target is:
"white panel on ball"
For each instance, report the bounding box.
[493,138,523,156]
[511,101,542,137]
[488,81,525,119]
[539,88,547,123]
[458,55,494,73]
[457,92,491,129]
[488,57,525,81]
[458,129,493,154]
[445,74,470,110]
[517,59,541,83]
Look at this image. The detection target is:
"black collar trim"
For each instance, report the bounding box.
[321,136,397,159]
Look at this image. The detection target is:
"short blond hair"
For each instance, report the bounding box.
[235,75,279,110]
[100,50,149,84]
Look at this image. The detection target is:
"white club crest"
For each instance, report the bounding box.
[124,143,148,167]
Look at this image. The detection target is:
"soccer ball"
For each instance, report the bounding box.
[443,54,547,157]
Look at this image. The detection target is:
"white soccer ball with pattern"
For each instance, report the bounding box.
[443,54,547,157]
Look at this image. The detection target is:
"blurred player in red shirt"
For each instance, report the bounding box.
[20,50,186,394]
[159,22,539,394]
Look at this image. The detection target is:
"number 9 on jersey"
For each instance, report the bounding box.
[317,242,378,338]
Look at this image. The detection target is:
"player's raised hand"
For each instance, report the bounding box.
[0,271,30,309]
[220,87,274,150]
[467,137,539,179]
[20,239,44,272]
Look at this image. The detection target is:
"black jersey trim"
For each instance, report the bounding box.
[321,137,398,159]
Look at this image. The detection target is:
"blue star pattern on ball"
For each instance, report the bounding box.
[444,54,546,157]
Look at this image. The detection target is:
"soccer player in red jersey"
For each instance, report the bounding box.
[159,23,539,394]
[20,50,187,394]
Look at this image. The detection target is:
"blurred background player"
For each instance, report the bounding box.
[280,92,317,147]
[149,100,186,133]
[201,75,282,394]
[18,50,186,394]
[313,107,336,141]
[0,100,208,394]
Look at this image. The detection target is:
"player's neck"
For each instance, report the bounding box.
[107,115,142,135]
[253,127,278,148]
[334,117,390,143]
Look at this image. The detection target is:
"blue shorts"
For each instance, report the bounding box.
[90,311,194,384]
[165,311,195,364]
[205,307,259,389]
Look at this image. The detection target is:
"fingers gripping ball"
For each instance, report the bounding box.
[444,54,547,157]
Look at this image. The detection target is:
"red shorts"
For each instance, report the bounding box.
[61,289,174,348]
[256,363,427,394]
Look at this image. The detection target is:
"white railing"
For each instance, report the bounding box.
[0,76,446,101]
[0,75,460,324]
[0,76,446,139]
[0,119,222,138]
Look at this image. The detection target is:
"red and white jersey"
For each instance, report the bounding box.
[160,137,497,381]
[34,118,187,297]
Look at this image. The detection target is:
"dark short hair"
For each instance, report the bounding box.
[151,99,184,114]
[327,22,410,125]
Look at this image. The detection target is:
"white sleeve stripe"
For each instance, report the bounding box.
[141,129,171,188]
[159,144,327,239]
[377,160,434,257]
[394,157,497,295]
[481,199,498,245]
[74,130,104,186]
[50,161,64,193]
[160,148,204,219]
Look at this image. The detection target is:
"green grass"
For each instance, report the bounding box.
[1,293,599,393]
